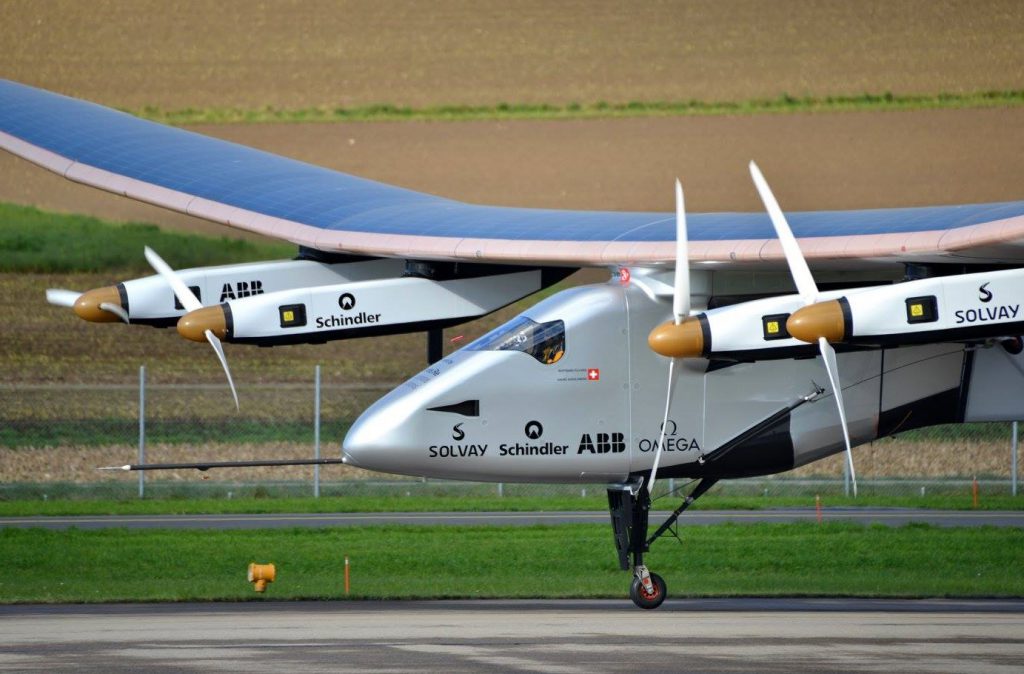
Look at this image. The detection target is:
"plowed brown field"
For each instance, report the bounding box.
[3,0,1023,111]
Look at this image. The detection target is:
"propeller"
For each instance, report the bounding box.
[47,287,129,323]
[748,161,857,496]
[144,246,239,410]
[647,179,689,495]
[46,289,80,307]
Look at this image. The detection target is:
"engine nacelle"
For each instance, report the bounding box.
[650,266,1024,361]
[179,267,571,346]
[791,266,1024,347]
[108,258,404,325]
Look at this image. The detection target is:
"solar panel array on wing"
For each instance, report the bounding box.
[3,78,1024,244]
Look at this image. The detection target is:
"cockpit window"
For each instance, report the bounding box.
[468,317,565,365]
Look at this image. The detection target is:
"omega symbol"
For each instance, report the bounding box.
[339,293,356,310]
[979,283,993,303]
[659,419,678,436]
[524,420,544,439]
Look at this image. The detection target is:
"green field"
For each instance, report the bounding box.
[1,523,1020,603]
[0,491,1020,517]
[133,90,1024,125]
[0,202,293,274]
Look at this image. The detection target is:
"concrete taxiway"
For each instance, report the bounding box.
[1,599,1022,673]
[1,508,1021,530]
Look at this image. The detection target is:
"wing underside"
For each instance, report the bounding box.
[3,79,1024,268]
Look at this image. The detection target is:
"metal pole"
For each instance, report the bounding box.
[1012,421,1019,497]
[314,364,321,498]
[138,365,145,499]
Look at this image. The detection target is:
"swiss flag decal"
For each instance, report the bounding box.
[587,368,601,381]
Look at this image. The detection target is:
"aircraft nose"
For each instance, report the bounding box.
[341,352,490,477]
[341,396,415,473]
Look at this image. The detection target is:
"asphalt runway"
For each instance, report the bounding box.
[1,599,1022,673]
[1,508,1021,530]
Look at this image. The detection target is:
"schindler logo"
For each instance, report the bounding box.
[317,292,381,329]
[315,311,382,329]
[524,421,544,439]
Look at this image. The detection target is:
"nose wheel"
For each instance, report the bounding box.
[630,567,667,610]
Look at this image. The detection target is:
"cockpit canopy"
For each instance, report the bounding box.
[468,316,565,364]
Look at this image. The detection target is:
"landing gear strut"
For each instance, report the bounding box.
[607,476,718,609]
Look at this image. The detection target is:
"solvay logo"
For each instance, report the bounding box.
[452,423,465,441]
[524,420,544,439]
[339,293,356,310]
[979,283,993,303]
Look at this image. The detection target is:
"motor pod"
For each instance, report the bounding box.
[647,316,707,358]
[178,305,229,342]
[786,299,850,344]
[72,286,125,322]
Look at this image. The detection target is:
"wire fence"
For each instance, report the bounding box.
[1,366,1020,501]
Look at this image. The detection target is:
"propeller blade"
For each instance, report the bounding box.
[748,161,819,305]
[46,288,81,307]
[144,246,202,313]
[649,178,694,494]
[145,245,239,409]
[206,330,239,411]
[98,301,129,324]
[819,338,857,497]
[648,357,676,495]
[649,179,693,494]
[672,179,690,322]
[750,163,857,496]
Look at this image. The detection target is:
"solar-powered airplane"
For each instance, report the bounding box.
[4,79,1024,608]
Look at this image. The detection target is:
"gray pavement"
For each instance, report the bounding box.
[1,599,1022,673]
[1,508,1022,530]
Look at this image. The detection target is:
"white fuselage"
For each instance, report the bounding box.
[342,271,1024,483]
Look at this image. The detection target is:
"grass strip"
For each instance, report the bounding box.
[0,419,352,449]
[0,523,1020,603]
[132,90,1024,126]
[0,494,1020,517]
[0,203,294,274]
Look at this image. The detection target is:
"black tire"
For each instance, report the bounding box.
[629,572,667,610]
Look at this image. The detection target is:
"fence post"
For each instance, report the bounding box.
[138,365,146,499]
[1013,421,1019,497]
[314,364,321,498]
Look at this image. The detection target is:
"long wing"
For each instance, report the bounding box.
[3,78,1024,267]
